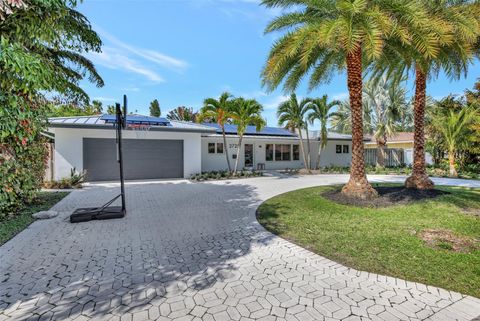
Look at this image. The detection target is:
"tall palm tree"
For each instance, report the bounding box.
[277,94,311,171]
[229,98,266,175]
[372,1,480,188]
[261,0,436,199]
[198,92,235,172]
[363,75,408,168]
[431,106,478,177]
[307,95,340,169]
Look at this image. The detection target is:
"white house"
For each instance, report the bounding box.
[47,115,354,181]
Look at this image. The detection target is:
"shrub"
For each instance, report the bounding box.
[43,168,86,189]
[190,170,263,181]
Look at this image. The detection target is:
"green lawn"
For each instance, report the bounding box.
[257,185,480,298]
[0,192,69,245]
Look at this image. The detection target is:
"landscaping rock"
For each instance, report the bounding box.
[32,210,58,219]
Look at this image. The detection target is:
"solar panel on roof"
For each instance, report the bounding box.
[202,123,296,137]
[101,114,171,126]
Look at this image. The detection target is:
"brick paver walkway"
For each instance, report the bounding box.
[1,174,479,321]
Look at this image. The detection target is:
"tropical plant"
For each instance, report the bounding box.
[197,92,235,172]
[106,104,116,115]
[0,0,103,214]
[149,99,161,117]
[261,0,438,199]
[277,94,311,171]
[371,1,480,189]
[47,99,103,117]
[431,106,477,177]
[363,75,408,168]
[167,106,198,122]
[307,95,340,169]
[229,98,266,175]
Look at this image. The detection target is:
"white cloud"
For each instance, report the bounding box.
[332,92,349,101]
[98,29,187,72]
[93,96,116,102]
[262,95,289,110]
[88,47,164,83]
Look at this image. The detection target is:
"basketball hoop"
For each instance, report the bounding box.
[128,124,151,139]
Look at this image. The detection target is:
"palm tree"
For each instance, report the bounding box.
[431,106,478,177]
[363,75,408,168]
[198,92,235,172]
[167,106,198,122]
[261,0,436,199]
[277,94,311,172]
[229,98,266,175]
[371,1,480,188]
[307,95,340,169]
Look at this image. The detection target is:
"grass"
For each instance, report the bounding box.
[0,192,69,246]
[257,184,480,298]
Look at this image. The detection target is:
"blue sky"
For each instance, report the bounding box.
[79,0,480,127]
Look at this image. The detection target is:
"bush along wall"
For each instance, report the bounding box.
[0,94,48,217]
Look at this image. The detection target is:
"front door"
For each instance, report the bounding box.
[244,144,254,168]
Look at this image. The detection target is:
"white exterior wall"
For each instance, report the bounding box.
[318,140,353,167]
[201,136,351,172]
[51,128,202,180]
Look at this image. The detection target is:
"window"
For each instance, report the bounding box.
[293,145,300,160]
[281,144,291,161]
[266,144,274,161]
[275,144,282,161]
[208,143,215,154]
[343,145,349,153]
[217,142,224,154]
[336,145,342,154]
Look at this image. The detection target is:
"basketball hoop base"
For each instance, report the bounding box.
[70,206,125,223]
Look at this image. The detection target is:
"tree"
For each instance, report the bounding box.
[363,75,408,168]
[307,95,340,169]
[261,0,435,199]
[431,106,477,176]
[372,1,480,189]
[0,0,103,213]
[149,99,161,117]
[198,92,235,172]
[277,94,311,172]
[167,106,198,122]
[229,98,266,175]
[106,104,116,115]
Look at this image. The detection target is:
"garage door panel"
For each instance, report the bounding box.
[83,138,183,181]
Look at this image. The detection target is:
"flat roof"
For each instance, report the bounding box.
[48,115,217,133]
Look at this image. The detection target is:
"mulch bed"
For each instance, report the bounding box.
[323,186,449,208]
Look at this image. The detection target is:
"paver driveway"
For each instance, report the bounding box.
[1,174,479,321]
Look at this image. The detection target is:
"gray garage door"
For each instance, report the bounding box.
[83,138,183,181]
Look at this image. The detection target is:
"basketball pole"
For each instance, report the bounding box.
[117,95,127,213]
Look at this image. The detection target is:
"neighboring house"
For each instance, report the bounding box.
[364,132,415,150]
[47,115,354,181]
[364,132,432,165]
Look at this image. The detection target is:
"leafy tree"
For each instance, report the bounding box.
[167,106,198,122]
[106,104,116,115]
[371,1,480,189]
[229,98,266,175]
[149,99,161,117]
[261,0,436,199]
[47,99,103,117]
[431,105,477,177]
[0,0,103,214]
[198,92,235,172]
[277,94,311,171]
[307,95,340,169]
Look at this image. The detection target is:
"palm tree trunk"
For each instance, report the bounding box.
[316,146,322,170]
[341,46,377,199]
[376,139,386,168]
[305,123,311,170]
[297,129,309,172]
[405,66,434,189]
[221,126,232,172]
[448,152,457,177]
[233,134,243,175]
